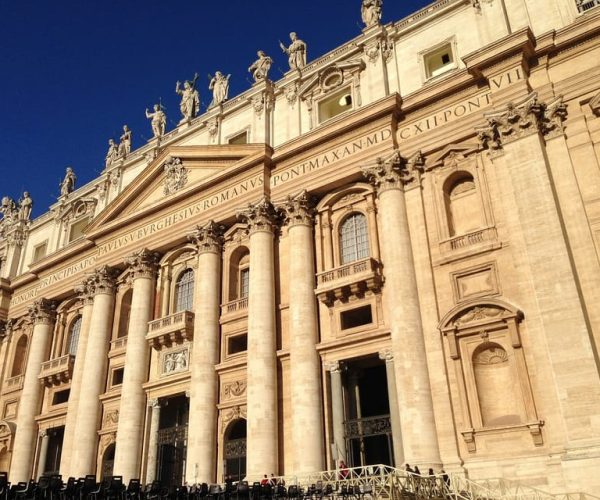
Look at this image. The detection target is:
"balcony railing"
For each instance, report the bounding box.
[39,354,75,387]
[110,336,128,353]
[577,0,600,12]
[2,374,24,394]
[221,297,249,317]
[440,226,497,254]
[147,310,194,349]
[316,257,383,305]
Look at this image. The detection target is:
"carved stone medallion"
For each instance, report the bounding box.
[163,158,188,196]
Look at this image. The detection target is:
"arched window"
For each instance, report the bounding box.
[238,253,250,299]
[229,248,250,301]
[67,316,82,356]
[11,335,28,377]
[473,342,523,427]
[118,289,133,338]
[175,269,195,312]
[444,173,483,236]
[340,213,369,264]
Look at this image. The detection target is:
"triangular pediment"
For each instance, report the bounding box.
[86,144,270,236]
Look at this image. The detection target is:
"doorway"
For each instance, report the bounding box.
[223,419,246,482]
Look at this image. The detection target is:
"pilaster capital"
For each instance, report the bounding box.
[278,190,315,227]
[325,360,345,374]
[39,430,48,439]
[4,227,27,247]
[236,198,279,235]
[361,150,422,194]
[379,349,394,363]
[126,248,161,280]
[88,265,120,296]
[148,399,161,410]
[74,281,95,306]
[477,92,568,152]
[28,298,58,326]
[188,220,225,254]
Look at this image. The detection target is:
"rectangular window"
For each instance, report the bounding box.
[424,43,455,79]
[318,87,354,124]
[227,334,248,356]
[229,131,248,144]
[112,368,124,386]
[340,305,373,330]
[69,217,90,242]
[239,268,250,298]
[32,241,48,264]
[52,389,70,405]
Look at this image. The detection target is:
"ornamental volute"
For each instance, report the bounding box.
[125,248,161,280]
[187,220,225,254]
[236,198,279,235]
[28,298,58,326]
[277,190,316,227]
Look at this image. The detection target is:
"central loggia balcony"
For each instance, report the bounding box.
[147,310,194,350]
[316,257,383,305]
[39,354,75,387]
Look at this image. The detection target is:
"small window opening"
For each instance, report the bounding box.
[32,242,48,264]
[229,131,248,145]
[340,305,373,330]
[69,217,90,242]
[318,88,354,123]
[52,389,70,405]
[112,368,124,386]
[227,334,248,356]
[424,44,455,79]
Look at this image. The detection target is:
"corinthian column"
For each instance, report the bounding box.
[279,192,324,473]
[114,249,160,483]
[71,266,119,477]
[11,298,57,482]
[186,221,224,484]
[362,153,441,469]
[237,199,278,478]
[60,281,96,476]
[145,400,161,484]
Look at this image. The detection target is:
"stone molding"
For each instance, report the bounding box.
[87,265,120,296]
[126,248,161,280]
[28,299,58,326]
[278,190,315,227]
[236,198,279,235]
[187,220,225,255]
[477,92,567,152]
[590,91,600,117]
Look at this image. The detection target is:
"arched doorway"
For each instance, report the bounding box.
[224,419,246,482]
[101,443,115,479]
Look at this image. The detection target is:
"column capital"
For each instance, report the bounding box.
[88,266,120,296]
[0,319,13,340]
[379,349,394,363]
[28,299,58,325]
[325,360,345,374]
[477,92,568,152]
[74,280,95,306]
[148,399,161,409]
[236,198,279,235]
[126,248,161,280]
[361,150,422,194]
[278,190,315,227]
[188,220,225,254]
[39,429,48,439]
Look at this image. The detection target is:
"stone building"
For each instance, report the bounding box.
[1,0,600,494]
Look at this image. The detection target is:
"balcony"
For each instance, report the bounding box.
[439,227,498,255]
[2,374,24,395]
[147,310,194,350]
[110,336,128,354]
[316,257,383,306]
[39,354,75,387]
[221,297,249,318]
[577,0,600,12]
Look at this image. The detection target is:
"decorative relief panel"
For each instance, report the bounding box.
[222,380,247,400]
[221,405,247,426]
[163,348,189,375]
[163,158,188,196]
[451,263,500,303]
[103,409,119,428]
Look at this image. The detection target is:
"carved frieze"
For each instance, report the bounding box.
[188,220,225,254]
[453,306,505,326]
[163,158,188,196]
[221,405,247,425]
[223,380,247,400]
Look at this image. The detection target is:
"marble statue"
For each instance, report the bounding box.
[105,139,118,169]
[145,104,167,139]
[18,192,33,222]
[249,51,273,82]
[208,72,231,109]
[176,73,201,121]
[118,125,132,158]
[280,32,307,72]
[60,168,76,197]
[0,197,17,224]
[362,0,383,28]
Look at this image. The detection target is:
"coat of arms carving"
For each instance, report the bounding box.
[163,157,188,195]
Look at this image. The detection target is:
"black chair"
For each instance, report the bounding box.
[322,484,334,500]
[207,485,221,500]
[14,480,35,500]
[234,482,248,500]
[37,477,51,500]
[272,485,285,500]
[79,476,97,500]
[48,476,63,500]
[286,486,299,500]
[124,480,141,500]
[0,472,10,500]
[145,481,164,500]
[197,484,209,499]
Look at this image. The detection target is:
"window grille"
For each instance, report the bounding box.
[340,213,370,264]
[577,0,600,12]
[68,316,82,356]
[239,268,250,298]
[175,269,195,312]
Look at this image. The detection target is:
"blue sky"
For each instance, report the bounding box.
[0,0,430,218]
